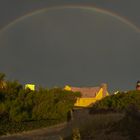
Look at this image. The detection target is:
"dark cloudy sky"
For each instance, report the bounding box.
[0,0,140,92]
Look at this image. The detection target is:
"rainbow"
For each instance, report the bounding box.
[0,5,140,33]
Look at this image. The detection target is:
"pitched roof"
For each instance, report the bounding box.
[71,86,100,98]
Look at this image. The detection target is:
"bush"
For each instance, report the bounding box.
[0,73,80,135]
[90,90,140,113]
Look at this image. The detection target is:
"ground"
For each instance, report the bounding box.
[0,109,124,140]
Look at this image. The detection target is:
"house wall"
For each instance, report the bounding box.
[64,85,71,91]
[64,85,108,107]
[74,97,97,107]
[25,84,35,91]
[74,88,105,107]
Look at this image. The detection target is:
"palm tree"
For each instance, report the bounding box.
[0,73,6,89]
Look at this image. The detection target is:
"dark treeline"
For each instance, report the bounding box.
[0,73,80,135]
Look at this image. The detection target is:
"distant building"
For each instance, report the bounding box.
[25,84,35,91]
[114,91,119,95]
[64,83,109,107]
[136,81,140,91]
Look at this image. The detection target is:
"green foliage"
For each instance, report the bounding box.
[0,73,80,135]
[32,88,78,121]
[0,119,60,135]
[90,90,140,113]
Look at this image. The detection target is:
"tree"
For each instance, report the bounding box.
[0,73,6,89]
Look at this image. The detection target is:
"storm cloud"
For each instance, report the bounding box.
[0,7,139,91]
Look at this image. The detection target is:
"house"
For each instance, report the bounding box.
[136,81,140,91]
[64,83,109,107]
[25,84,35,91]
[114,91,119,95]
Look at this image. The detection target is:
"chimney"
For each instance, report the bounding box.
[100,83,108,96]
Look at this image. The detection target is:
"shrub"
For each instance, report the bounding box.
[90,90,140,113]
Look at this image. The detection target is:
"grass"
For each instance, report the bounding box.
[0,119,64,136]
